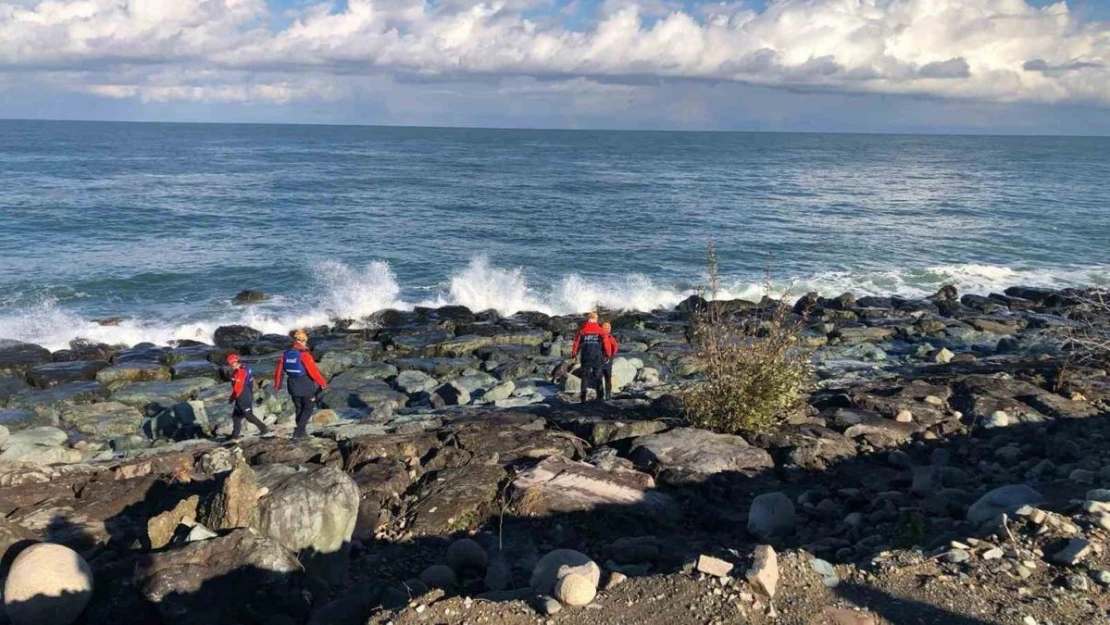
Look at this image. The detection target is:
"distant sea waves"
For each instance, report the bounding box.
[2,256,1106,351]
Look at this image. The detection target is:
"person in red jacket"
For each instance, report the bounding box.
[274,329,328,439]
[570,312,613,403]
[601,321,619,400]
[226,354,268,439]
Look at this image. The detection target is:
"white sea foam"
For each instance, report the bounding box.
[1,257,1107,351]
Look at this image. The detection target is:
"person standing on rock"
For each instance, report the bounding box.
[274,329,328,439]
[570,312,613,403]
[226,354,269,439]
[601,321,619,400]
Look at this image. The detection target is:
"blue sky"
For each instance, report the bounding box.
[1,0,1109,133]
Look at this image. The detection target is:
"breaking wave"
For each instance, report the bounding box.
[1,256,1106,351]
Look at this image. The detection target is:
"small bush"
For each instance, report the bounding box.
[681,242,813,435]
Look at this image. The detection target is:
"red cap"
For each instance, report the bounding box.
[226,354,241,365]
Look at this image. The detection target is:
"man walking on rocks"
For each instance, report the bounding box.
[275,329,328,439]
[226,354,268,439]
[570,312,613,403]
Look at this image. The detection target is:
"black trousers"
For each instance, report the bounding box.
[580,360,605,402]
[292,395,315,437]
[601,360,613,400]
[231,403,268,437]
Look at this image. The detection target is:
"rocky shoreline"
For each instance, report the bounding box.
[1,284,1109,625]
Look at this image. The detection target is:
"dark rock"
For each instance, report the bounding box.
[139,529,311,625]
[52,340,119,362]
[630,428,774,484]
[170,360,221,381]
[932,285,959,302]
[409,463,506,535]
[0,341,52,376]
[25,360,109,388]
[232,289,268,305]
[96,362,172,386]
[213,325,263,349]
[390,358,480,378]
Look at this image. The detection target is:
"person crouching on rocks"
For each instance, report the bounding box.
[226,354,268,439]
[601,321,619,400]
[570,312,613,403]
[274,329,328,440]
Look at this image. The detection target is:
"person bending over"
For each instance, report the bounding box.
[274,329,328,439]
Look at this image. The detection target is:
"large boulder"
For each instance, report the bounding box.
[169,360,221,381]
[59,401,144,438]
[25,361,109,389]
[254,465,360,585]
[198,459,260,531]
[0,427,81,464]
[212,325,263,349]
[629,428,774,483]
[139,529,310,625]
[429,381,471,408]
[511,455,678,520]
[0,341,52,376]
[608,357,640,393]
[0,516,35,575]
[748,492,796,539]
[3,542,93,625]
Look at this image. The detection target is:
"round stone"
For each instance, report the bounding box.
[419,564,458,590]
[3,543,94,625]
[446,538,489,574]
[554,573,597,607]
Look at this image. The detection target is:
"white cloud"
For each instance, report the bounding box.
[0,0,1107,105]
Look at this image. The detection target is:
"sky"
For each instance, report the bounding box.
[1,0,1109,134]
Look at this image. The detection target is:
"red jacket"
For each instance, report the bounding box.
[229,366,250,402]
[274,345,328,390]
[571,321,614,358]
[603,332,619,359]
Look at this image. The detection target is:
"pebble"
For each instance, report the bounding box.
[943,549,970,564]
[895,410,913,423]
[1023,617,1038,625]
[982,548,1004,560]
[536,596,561,616]
[810,558,839,588]
[1052,538,1092,566]
[985,410,1010,428]
[604,572,628,590]
[924,395,945,406]
[1065,574,1089,592]
[696,555,734,578]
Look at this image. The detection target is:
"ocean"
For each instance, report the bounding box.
[1,120,1108,351]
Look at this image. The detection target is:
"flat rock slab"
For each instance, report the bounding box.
[409,463,506,535]
[26,360,110,389]
[390,358,480,378]
[630,427,774,482]
[511,455,677,520]
[60,401,145,438]
[111,379,218,410]
[96,362,172,386]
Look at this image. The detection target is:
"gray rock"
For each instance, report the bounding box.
[943,549,970,564]
[748,492,796,538]
[1066,574,1090,592]
[967,485,1043,526]
[984,410,1010,429]
[393,370,438,395]
[0,341,52,376]
[609,357,639,393]
[25,360,109,389]
[511,455,677,520]
[630,427,774,481]
[429,381,470,408]
[530,549,599,594]
[810,558,839,587]
[1052,538,1092,566]
[111,378,217,410]
[169,360,221,381]
[0,427,80,464]
[536,595,561,616]
[453,372,498,394]
[319,369,407,420]
[139,529,308,625]
[95,361,172,387]
[3,542,93,625]
[482,380,515,402]
[59,401,144,438]
[254,465,360,585]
